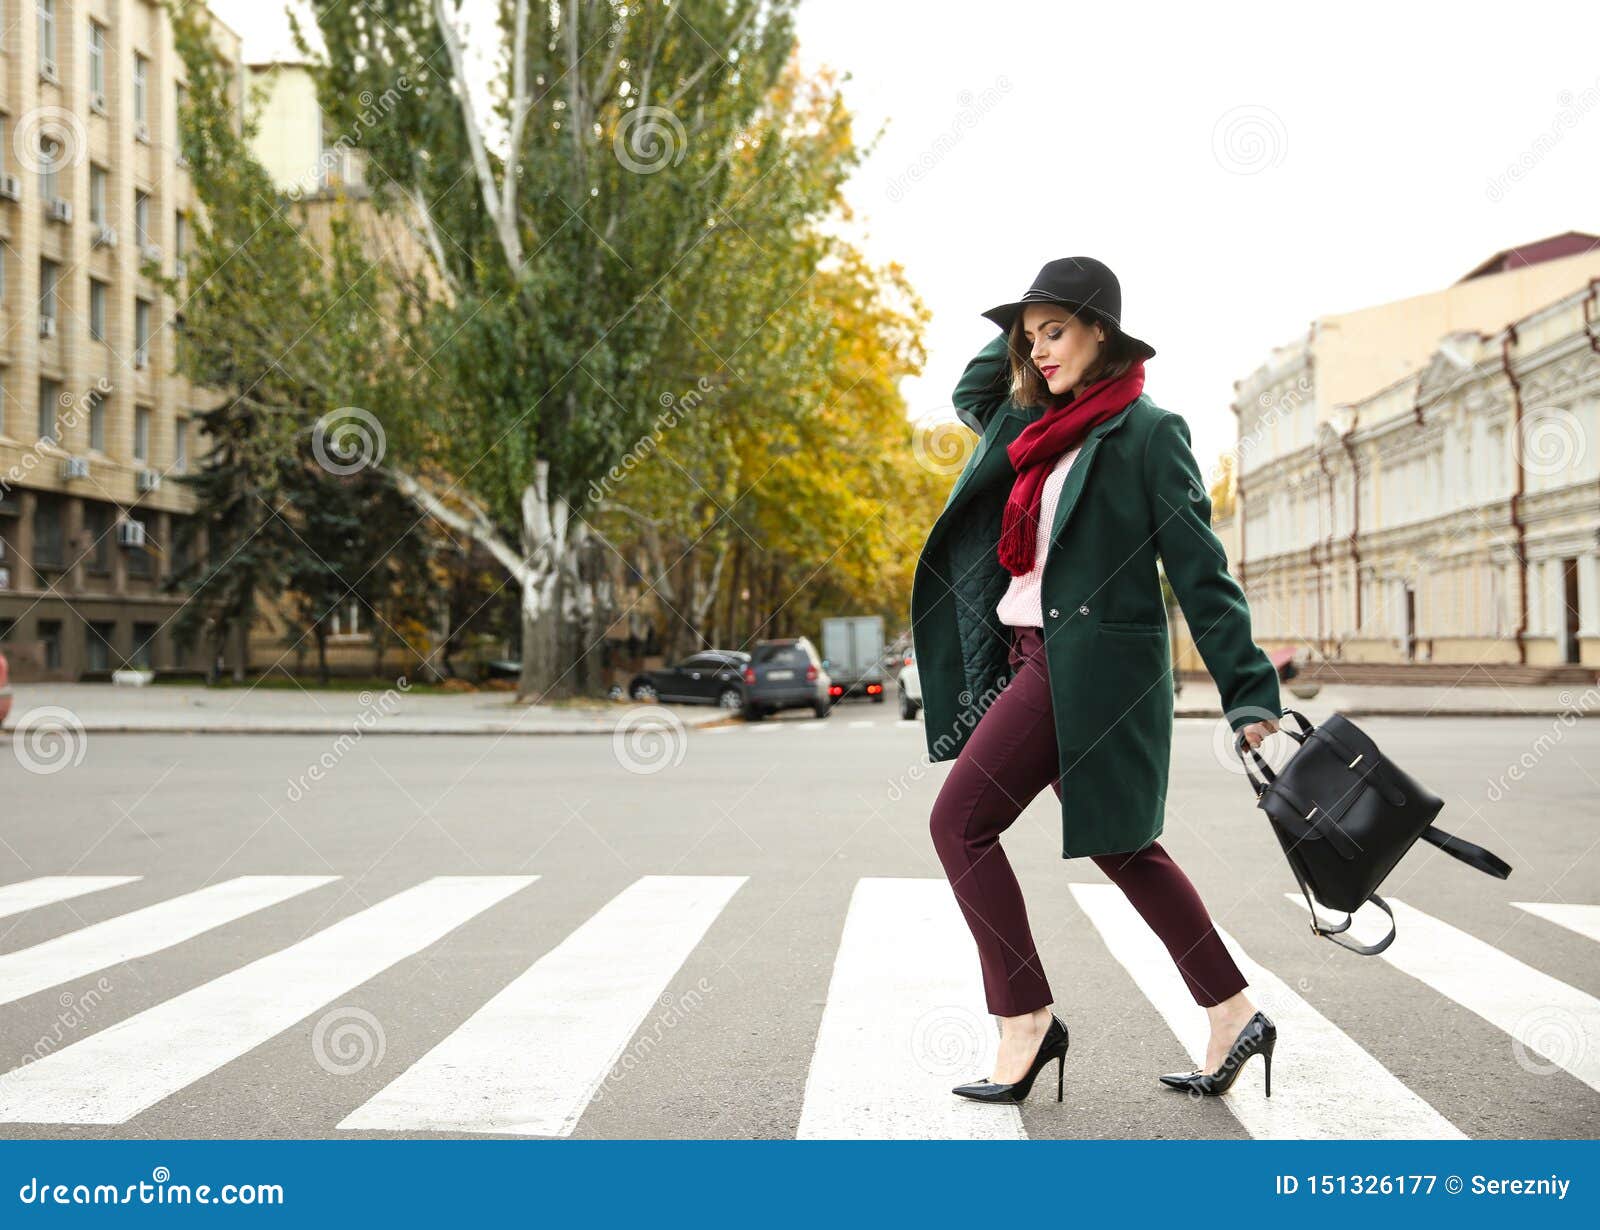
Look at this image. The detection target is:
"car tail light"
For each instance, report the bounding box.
[743,667,755,684]
[805,664,818,682]
[866,683,881,695]
[829,684,843,696]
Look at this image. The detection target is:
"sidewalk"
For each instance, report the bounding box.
[2,676,1593,736]
[1,683,737,736]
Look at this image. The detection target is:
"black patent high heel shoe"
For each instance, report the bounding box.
[951,1014,1069,1104]
[1158,1010,1276,1097]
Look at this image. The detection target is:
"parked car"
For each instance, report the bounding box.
[0,648,11,728]
[627,650,751,710]
[742,637,830,720]
[897,646,922,720]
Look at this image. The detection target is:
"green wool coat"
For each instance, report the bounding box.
[910,334,1283,858]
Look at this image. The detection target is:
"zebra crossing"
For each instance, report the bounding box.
[0,873,1595,1137]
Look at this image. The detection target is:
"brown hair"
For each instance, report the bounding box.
[1004,307,1143,409]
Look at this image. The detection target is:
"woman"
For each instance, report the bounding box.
[909,257,1283,1106]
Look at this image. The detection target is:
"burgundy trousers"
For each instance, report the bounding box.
[929,622,1248,1016]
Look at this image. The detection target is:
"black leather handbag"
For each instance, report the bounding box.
[1236,709,1512,955]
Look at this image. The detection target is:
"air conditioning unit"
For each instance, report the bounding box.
[61,457,91,481]
[39,61,58,84]
[136,469,162,492]
[38,316,57,339]
[0,174,20,202]
[118,519,147,547]
[133,346,149,369]
[134,121,150,143]
[173,257,187,278]
[141,242,162,264]
[47,197,72,224]
[92,93,108,112]
[93,224,118,248]
[175,151,189,169]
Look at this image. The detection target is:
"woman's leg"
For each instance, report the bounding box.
[929,625,1063,1018]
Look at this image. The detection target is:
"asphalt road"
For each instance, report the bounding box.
[2,705,1597,1139]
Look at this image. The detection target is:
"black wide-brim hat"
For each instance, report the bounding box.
[981,255,1156,361]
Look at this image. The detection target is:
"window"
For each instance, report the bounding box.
[173,418,189,472]
[37,0,57,77]
[90,165,108,225]
[135,299,151,364]
[174,83,188,161]
[84,503,111,574]
[88,390,106,450]
[133,55,149,129]
[174,213,188,260]
[127,539,152,579]
[39,258,58,324]
[90,278,107,341]
[132,622,159,669]
[89,22,107,105]
[38,620,63,670]
[135,191,150,245]
[134,406,150,461]
[34,500,64,569]
[87,621,116,672]
[38,132,61,202]
[38,377,60,444]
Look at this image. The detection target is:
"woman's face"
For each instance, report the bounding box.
[1021,303,1105,398]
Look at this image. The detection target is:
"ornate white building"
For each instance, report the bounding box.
[1223,235,1600,674]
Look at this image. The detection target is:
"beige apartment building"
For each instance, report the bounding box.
[0,0,243,680]
[1218,233,1600,678]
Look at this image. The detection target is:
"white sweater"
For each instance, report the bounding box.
[995,445,1084,628]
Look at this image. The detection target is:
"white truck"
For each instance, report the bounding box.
[820,615,887,704]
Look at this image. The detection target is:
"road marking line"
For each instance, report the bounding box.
[0,877,141,922]
[338,875,745,1136]
[1075,884,1462,1138]
[1288,894,1600,1094]
[848,720,875,728]
[0,876,340,1006]
[0,876,536,1125]
[1511,901,1600,946]
[797,877,1023,1140]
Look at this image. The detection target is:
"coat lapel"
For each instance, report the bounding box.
[938,394,1147,541]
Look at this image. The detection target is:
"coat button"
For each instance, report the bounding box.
[1078,604,1090,614]
[1047,607,1059,618]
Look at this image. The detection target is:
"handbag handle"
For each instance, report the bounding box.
[1286,855,1399,956]
[1233,708,1314,797]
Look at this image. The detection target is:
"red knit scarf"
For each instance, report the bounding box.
[997,360,1146,576]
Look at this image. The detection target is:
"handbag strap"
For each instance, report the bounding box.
[1421,825,1513,879]
[1287,853,1399,956]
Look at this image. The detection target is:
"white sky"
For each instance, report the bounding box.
[212,0,1600,471]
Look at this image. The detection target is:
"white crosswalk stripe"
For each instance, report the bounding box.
[0,876,141,921]
[1511,901,1600,946]
[0,876,339,1006]
[1287,894,1600,1094]
[1075,884,1464,1139]
[338,875,746,1137]
[0,877,536,1125]
[798,878,1023,1140]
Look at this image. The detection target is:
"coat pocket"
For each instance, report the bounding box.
[1085,626,1171,746]
[1099,620,1165,636]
